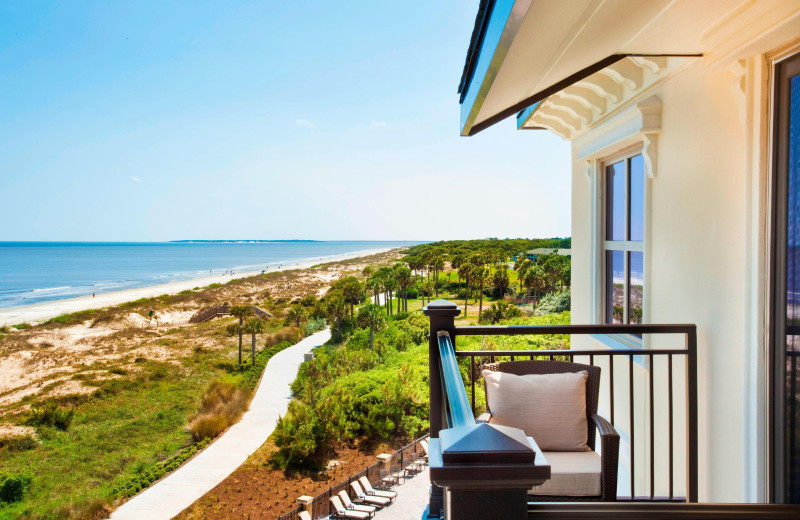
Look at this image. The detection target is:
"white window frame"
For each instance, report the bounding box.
[575,96,660,349]
[602,148,646,327]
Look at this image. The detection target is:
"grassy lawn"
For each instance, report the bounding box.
[0,349,239,520]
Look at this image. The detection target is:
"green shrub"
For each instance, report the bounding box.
[302,317,326,336]
[534,290,571,315]
[0,435,39,452]
[0,325,11,334]
[0,473,32,503]
[187,380,252,442]
[111,438,211,499]
[12,323,31,330]
[271,314,430,470]
[26,402,75,431]
[479,300,523,324]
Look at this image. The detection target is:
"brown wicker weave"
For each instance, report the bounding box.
[480,360,619,502]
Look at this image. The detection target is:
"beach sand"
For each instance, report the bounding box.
[0,248,391,327]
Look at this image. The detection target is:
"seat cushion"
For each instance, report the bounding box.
[530,451,601,497]
[482,369,589,451]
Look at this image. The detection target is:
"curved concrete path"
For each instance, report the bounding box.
[110,328,331,520]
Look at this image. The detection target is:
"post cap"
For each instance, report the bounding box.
[297,495,314,505]
[440,423,535,464]
[376,453,392,463]
[423,299,462,317]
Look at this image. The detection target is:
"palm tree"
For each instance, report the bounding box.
[366,274,382,305]
[336,276,365,319]
[357,303,387,350]
[229,305,253,364]
[493,264,510,297]
[432,256,445,297]
[473,266,487,317]
[394,265,412,313]
[287,305,307,327]
[458,263,473,317]
[243,318,265,363]
[384,275,398,316]
[514,259,532,302]
[451,254,465,286]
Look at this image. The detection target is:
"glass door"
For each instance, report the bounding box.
[772,52,800,503]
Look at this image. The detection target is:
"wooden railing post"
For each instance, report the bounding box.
[429,329,549,520]
[423,300,461,518]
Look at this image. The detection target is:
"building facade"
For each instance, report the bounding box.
[458,0,800,504]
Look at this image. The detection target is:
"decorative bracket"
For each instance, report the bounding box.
[642,133,659,178]
[730,59,747,126]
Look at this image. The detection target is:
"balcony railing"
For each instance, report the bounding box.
[423,299,800,519]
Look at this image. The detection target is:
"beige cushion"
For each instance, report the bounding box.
[530,451,601,496]
[483,369,589,451]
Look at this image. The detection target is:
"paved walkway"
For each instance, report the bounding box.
[373,468,431,520]
[110,329,331,520]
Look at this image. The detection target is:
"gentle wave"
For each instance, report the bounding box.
[0,241,419,309]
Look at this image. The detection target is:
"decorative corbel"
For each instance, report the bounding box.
[730,59,747,126]
[641,133,659,178]
[584,159,595,180]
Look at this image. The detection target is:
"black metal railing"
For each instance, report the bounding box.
[450,323,697,503]
[455,322,697,503]
[275,435,428,520]
[423,300,698,516]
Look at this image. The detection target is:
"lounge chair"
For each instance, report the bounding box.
[337,490,376,516]
[419,440,429,463]
[358,476,397,500]
[298,512,312,520]
[403,452,420,477]
[480,360,620,501]
[379,468,398,489]
[350,481,391,507]
[330,496,370,519]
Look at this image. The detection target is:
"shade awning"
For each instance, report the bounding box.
[458,0,767,136]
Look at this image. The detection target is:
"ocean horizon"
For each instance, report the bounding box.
[0,241,421,309]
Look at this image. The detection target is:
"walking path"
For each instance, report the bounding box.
[373,468,431,520]
[109,329,331,520]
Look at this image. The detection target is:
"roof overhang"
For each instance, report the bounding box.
[458,0,769,137]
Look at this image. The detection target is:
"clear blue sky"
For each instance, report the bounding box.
[0,1,571,242]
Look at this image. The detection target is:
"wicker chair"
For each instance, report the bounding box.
[478,360,619,501]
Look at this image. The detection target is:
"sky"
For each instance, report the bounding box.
[0,1,572,242]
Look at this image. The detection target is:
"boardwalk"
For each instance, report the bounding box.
[109,329,331,520]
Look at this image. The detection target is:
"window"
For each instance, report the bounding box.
[604,153,644,325]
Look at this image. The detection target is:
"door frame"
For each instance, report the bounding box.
[769,50,800,504]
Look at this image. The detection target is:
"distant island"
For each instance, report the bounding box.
[170,240,322,243]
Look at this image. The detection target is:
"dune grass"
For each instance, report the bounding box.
[0,352,235,520]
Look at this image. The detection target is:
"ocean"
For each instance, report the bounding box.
[0,241,420,309]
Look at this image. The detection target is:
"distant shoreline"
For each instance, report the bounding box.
[0,247,394,327]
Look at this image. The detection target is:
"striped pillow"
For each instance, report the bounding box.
[482,369,589,452]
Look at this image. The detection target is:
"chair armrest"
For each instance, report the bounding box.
[590,413,619,501]
[476,412,492,423]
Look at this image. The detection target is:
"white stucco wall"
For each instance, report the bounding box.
[571,59,751,502]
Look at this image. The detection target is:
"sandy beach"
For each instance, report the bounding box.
[0,247,391,327]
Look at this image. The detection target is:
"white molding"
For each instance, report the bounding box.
[576,95,662,178]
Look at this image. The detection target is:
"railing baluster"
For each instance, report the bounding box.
[668,354,674,500]
[649,353,655,500]
[471,355,476,415]
[630,353,635,500]
[610,354,615,425]
[590,354,594,366]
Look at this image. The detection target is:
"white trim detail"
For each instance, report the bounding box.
[575,95,662,180]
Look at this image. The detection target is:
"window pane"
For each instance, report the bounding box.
[606,161,626,240]
[630,154,644,241]
[606,250,625,324]
[629,251,643,324]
